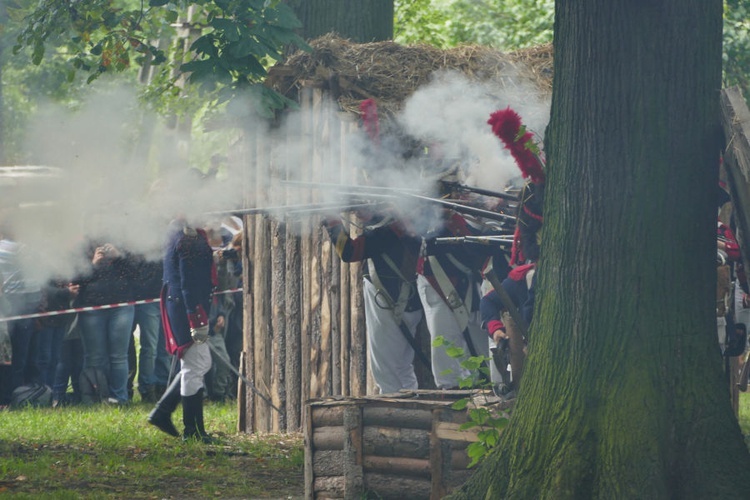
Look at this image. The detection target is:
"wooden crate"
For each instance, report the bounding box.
[304,390,508,499]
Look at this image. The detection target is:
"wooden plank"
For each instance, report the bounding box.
[300,87,313,406]
[241,130,257,432]
[304,402,315,500]
[340,259,351,397]
[313,426,346,450]
[361,406,433,430]
[309,88,325,399]
[312,405,345,427]
[237,350,247,432]
[343,404,364,499]
[253,133,272,432]
[362,455,431,478]
[361,426,430,458]
[271,219,287,432]
[284,122,302,430]
[339,120,358,397]
[349,258,366,395]
[286,223,302,431]
[363,473,431,500]
[430,408,446,500]
[433,421,480,443]
[318,227,333,398]
[331,242,342,396]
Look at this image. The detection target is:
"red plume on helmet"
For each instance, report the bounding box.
[488,107,545,184]
[360,99,380,145]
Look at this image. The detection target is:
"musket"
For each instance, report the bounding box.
[490,338,513,395]
[440,180,519,202]
[435,235,515,246]
[280,180,517,224]
[282,179,420,194]
[283,202,387,216]
[207,342,284,415]
[206,201,383,217]
[404,193,517,224]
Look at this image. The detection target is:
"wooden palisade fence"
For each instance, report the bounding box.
[239,87,373,433]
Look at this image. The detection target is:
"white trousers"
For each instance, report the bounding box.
[417,274,490,389]
[363,279,422,394]
[180,342,212,396]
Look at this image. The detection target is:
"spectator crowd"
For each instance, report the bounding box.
[0,217,244,409]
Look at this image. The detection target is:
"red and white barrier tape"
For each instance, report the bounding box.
[0,288,243,323]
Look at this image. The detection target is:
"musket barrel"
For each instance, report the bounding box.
[405,193,517,224]
[441,181,519,201]
[435,236,514,246]
[282,179,420,193]
[206,201,371,217]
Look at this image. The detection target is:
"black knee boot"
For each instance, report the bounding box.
[182,391,215,444]
[147,379,181,437]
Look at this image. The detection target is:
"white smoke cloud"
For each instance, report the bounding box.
[3,67,549,286]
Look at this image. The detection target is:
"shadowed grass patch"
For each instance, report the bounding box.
[0,400,303,499]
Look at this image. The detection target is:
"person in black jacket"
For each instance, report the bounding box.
[75,242,134,404]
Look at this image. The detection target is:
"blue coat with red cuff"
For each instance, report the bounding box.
[161,221,215,356]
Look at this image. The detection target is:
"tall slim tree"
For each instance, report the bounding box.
[451,1,750,498]
[288,0,393,42]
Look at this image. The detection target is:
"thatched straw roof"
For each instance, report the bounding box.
[267,34,553,119]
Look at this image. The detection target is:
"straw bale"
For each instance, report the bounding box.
[267,34,553,119]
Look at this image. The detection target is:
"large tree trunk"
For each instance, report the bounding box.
[451,1,750,498]
[0,37,5,164]
[288,0,393,42]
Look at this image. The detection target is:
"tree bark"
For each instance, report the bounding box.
[287,0,393,43]
[0,37,5,164]
[451,1,750,498]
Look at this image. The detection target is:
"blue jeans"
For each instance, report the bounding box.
[133,303,161,393]
[53,336,83,402]
[79,306,135,403]
[35,324,66,387]
[9,318,36,389]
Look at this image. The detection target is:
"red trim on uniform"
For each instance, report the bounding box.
[487,319,505,336]
[509,263,535,281]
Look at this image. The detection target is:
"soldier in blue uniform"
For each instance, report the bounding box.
[148,218,216,443]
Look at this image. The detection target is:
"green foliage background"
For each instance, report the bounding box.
[1,0,749,165]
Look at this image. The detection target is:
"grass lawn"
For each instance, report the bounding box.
[2,391,750,499]
[0,399,303,499]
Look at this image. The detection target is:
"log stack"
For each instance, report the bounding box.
[304,390,509,499]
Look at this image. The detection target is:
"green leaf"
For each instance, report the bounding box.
[461,356,483,371]
[451,398,468,410]
[181,59,215,74]
[149,0,170,6]
[445,346,464,358]
[32,42,45,65]
[458,378,474,389]
[165,10,179,23]
[211,18,240,42]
